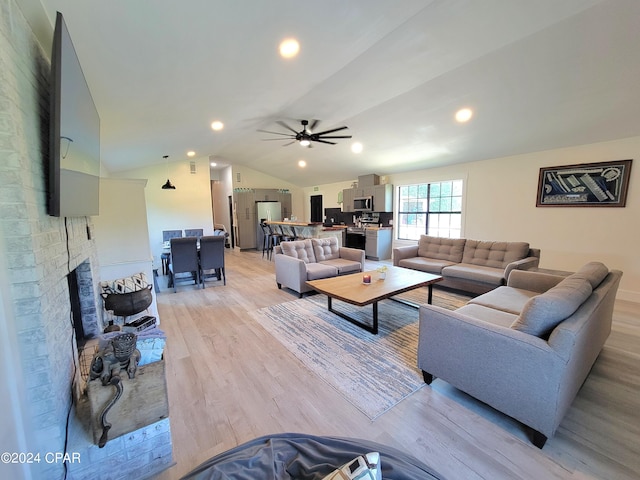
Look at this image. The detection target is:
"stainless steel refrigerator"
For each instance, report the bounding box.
[256,201,282,250]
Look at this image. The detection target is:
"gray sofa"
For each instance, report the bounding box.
[274,237,365,297]
[418,262,622,447]
[393,235,540,294]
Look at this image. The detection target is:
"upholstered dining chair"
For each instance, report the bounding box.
[161,230,183,274]
[169,237,199,292]
[199,235,226,287]
[184,228,204,239]
[162,229,182,242]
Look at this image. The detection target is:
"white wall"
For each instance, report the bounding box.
[301,180,355,221]
[231,164,304,218]
[384,136,640,302]
[114,157,214,269]
[93,177,158,319]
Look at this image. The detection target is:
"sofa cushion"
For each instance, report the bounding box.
[319,258,361,274]
[280,239,316,263]
[468,286,538,314]
[441,263,506,286]
[311,237,339,261]
[398,257,458,274]
[305,262,339,280]
[511,276,593,337]
[570,261,609,289]
[417,235,466,263]
[462,240,530,268]
[456,304,519,328]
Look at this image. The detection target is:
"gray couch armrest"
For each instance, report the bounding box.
[274,252,308,292]
[507,270,566,293]
[338,246,366,268]
[418,304,565,434]
[392,245,419,266]
[504,256,540,281]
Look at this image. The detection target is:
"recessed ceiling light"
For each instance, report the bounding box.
[351,142,363,154]
[187,151,196,157]
[279,38,300,59]
[455,108,473,123]
[298,160,306,168]
[210,162,217,167]
[211,120,224,131]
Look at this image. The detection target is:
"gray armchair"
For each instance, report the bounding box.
[274,238,364,297]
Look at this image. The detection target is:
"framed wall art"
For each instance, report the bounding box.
[536,159,632,207]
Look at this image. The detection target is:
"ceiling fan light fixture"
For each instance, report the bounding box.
[299,139,311,147]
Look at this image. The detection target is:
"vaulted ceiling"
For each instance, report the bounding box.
[38,0,640,186]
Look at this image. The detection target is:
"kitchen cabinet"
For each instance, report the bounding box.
[342,184,393,212]
[234,189,292,249]
[235,191,256,249]
[365,228,392,260]
[372,184,393,212]
[342,188,355,212]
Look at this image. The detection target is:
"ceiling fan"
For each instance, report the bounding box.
[258,119,352,147]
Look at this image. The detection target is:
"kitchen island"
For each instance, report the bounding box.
[265,221,347,246]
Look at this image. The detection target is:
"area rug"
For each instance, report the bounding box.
[250,289,471,420]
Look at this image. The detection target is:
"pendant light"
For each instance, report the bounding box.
[161,155,176,189]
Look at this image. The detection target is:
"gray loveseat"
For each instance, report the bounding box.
[274,237,365,297]
[418,262,622,447]
[393,235,540,294]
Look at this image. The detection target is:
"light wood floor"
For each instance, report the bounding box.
[153,248,640,480]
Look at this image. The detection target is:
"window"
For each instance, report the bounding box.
[397,180,463,240]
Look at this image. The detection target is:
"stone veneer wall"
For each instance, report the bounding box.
[1,1,172,478]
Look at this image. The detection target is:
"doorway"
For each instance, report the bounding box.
[310,195,323,223]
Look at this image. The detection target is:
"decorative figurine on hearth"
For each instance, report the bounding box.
[90,332,140,385]
[89,332,141,447]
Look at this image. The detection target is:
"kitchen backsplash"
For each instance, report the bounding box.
[324,208,393,227]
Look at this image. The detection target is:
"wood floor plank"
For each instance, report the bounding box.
[152,249,640,480]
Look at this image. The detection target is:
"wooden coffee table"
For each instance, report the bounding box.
[306,266,442,334]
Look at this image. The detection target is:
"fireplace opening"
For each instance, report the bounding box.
[67,260,100,381]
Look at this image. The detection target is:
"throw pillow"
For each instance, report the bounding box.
[321,452,381,480]
[100,272,149,296]
[511,276,592,337]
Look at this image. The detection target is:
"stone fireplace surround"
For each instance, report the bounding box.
[1,2,173,478]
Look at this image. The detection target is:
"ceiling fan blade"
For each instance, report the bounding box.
[313,139,337,145]
[313,126,349,136]
[317,135,352,139]
[308,119,321,131]
[282,140,297,146]
[257,129,295,136]
[276,121,299,134]
[262,137,295,141]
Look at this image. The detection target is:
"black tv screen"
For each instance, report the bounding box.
[49,11,100,217]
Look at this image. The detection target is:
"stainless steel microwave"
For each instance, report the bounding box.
[354,196,373,211]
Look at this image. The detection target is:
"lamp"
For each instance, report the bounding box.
[161,155,176,189]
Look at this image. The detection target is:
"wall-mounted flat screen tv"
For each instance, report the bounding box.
[49,11,100,217]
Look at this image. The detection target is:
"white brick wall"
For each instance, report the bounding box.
[1,1,172,478]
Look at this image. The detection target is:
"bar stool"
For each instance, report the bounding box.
[259,222,272,259]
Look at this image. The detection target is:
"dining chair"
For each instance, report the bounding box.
[162,230,183,275]
[162,230,182,242]
[169,237,199,292]
[199,235,226,287]
[184,228,204,239]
